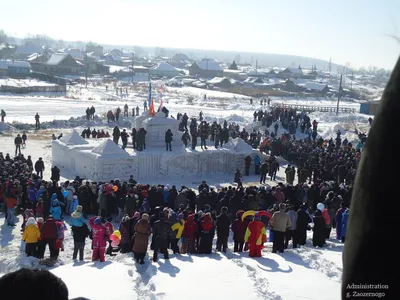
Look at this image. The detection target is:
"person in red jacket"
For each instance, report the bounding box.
[181,214,199,254]
[39,216,59,259]
[231,210,247,252]
[244,212,267,257]
[90,217,110,262]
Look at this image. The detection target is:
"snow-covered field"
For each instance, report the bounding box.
[0,84,371,299]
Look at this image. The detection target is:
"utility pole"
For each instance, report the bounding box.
[351,71,353,92]
[328,58,332,83]
[255,59,258,76]
[336,74,342,116]
[132,51,135,84]
[85,51,88,88]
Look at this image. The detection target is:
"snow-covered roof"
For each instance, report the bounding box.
[47,53,69,65]
[0,60,31,70]
[304,82,329,91]
[197,58,223,71]
[282,68,303,74]
[59,48,84,60]
[59,130,88,145]
[92,139,130,157]
[151,62,179,72]
[244,77,263,83]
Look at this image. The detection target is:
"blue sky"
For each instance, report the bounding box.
[0,0,399,69]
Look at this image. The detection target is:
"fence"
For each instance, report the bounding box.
[272,103,356,114]
[0,85,66,94]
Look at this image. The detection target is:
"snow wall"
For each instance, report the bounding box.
[52,138,267,181]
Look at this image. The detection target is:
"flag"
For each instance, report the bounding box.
[148,82,152,108]
[158,99,164,112]
[150,98,155,116]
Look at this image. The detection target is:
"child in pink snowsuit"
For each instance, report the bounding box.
[90,217,110,262]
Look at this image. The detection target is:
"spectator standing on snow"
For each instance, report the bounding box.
[270,203,291,254]
[216,206,230,253]
[14,134,23,156]
[35,113,40,130]
[1,109,6,122]
[34,158,45,179]
[132,214,151,264]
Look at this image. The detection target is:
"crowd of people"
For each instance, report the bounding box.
[0,101,369,267]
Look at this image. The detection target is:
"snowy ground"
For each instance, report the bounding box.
[0,84,369,299]
[0,214,343,300]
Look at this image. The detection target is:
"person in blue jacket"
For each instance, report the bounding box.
[254,155,261,175]
[335,202,346,240]
[341,208,350,243]
[71,205,87,227]
[50,194,64,221]
[71,195,79,213]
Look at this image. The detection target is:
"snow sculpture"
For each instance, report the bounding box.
[59,130,88,145]
[137,111,182,149]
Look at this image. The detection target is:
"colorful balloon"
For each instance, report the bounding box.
[113,186,118,192]
[62,191,68,198]
[241,210,256,221]
[110,234,118,241]
[241,210,272,221]
[111,240,119,247]
[113,230,121,239]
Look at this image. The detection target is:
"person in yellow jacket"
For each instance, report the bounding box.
[22,217,41,257]
[244,212,267,257]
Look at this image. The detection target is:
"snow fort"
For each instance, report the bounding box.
[52,111,265,181]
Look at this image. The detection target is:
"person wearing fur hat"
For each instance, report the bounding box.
[216,206,230,253]
[71,205,87,228]
[22,217,40,257]
[245,212,267,257]
[132,214,151,264]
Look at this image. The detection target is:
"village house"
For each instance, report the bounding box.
[169,53,193,69]
[150,62,181,78]
[31,53,83,76]
[189,58,223,78]
[0,60,31,78]
[86,43,103,56]
[303,82,330,94]
[278,67,303,79]
[0,43,16,59]
[14,42,45,59]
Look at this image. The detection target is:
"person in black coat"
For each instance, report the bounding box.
[165,129,173,151]
[34,158,45,179]
[216,207,230,253]
[312,209,325,247]
[71,224,90,261]
[296,204,312,245]
[341,58,400,299]
[152,212,171,262]
[51,166,60,183]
